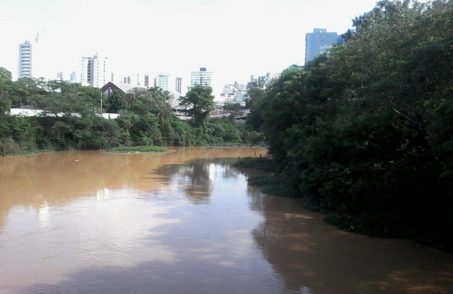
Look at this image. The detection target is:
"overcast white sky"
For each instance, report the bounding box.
[0,0,378,94]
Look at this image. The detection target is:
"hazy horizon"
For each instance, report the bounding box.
[1,0,379,95]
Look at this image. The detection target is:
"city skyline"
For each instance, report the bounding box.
[1,0,379,94]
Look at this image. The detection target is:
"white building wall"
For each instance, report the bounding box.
[156,74,169,91]
[80,57,91,86]
[18,41,32,79]
[81,55,110,88]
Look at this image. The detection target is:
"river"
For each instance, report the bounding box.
[0,148,452,294]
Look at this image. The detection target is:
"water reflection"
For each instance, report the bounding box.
[156,159,241,205]
[0,150,452,294]
[248,187,453,293]
[37,203,49,228]
[0,148,265,230]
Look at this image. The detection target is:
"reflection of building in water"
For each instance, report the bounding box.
[156,159,241,205]
[0,148,266,231]
[38,203,49,228]
[159,162,212,204]
[96,188,110,201]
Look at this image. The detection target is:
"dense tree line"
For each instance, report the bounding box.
[250,0,453,248]
[0,71,256,155]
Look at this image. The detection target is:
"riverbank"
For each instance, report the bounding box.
[234,157,453,253]
[108,145,167,153]
[0,149,55,157]
[1,144,267,157]
[0,115,265,156]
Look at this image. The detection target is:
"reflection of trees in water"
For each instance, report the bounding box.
[181,163,211,204]
[247,189,310,292]
[248,185,453,293]
[156,160,211,204]
[246,185,265,212]
[0,149,261,231]
[156,159,241,205]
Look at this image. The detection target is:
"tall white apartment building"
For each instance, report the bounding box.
[190,67,212,88]
[155,74,169,91]
[144,74,150,88]
[80,54,110,88]
[175,77,182,94]
[70,71,77,83]
[18,41,32,79]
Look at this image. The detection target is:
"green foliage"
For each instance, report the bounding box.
[105,90,127,113]
[108,145,166,153]
[0,67,12,81]
[117,113,162,146]
[255,0,453,248]
[233,157,276,172]
[205,119,244,144]
[0,70,262,155]
[179,85,215,127]
[222,103,242,117]
[0,138,21,155]
[246,87,265,131]
[0,68,13,115]
[35,117,120,150]
[171,118,203,146]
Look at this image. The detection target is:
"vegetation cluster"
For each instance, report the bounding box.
[0,73,258,155]
[247,0,453,249]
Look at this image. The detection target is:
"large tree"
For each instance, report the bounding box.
[179,85,214,128]
[0,68,12,115]
[255,0,453,247]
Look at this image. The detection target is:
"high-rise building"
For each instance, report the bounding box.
[220,82,247,103]
[80,54,110,88]
[57,72,64,81]
[305,28,341,64]
[144,74,150,88]
[190,67,212,88]
[18,41,32,79]
[175,77,182,94]
[70,71,77,83]
[123,76,132,84]
[156,74,169,91]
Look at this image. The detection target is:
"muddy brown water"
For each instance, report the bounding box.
[0,148,452,294]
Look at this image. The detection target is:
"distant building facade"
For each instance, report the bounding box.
[18,41,32,79]
[305,28,341,64]
[175,77,182,94]
[70,71,77,83]
[246,72,278,90]
[81,54,110,88]
[190,67,212,88]
[101,81,145,96]
[144,74,150,88]
[155,74,169,91]
[220,82,247,103]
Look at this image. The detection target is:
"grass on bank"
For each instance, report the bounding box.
[108,145,167,153]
